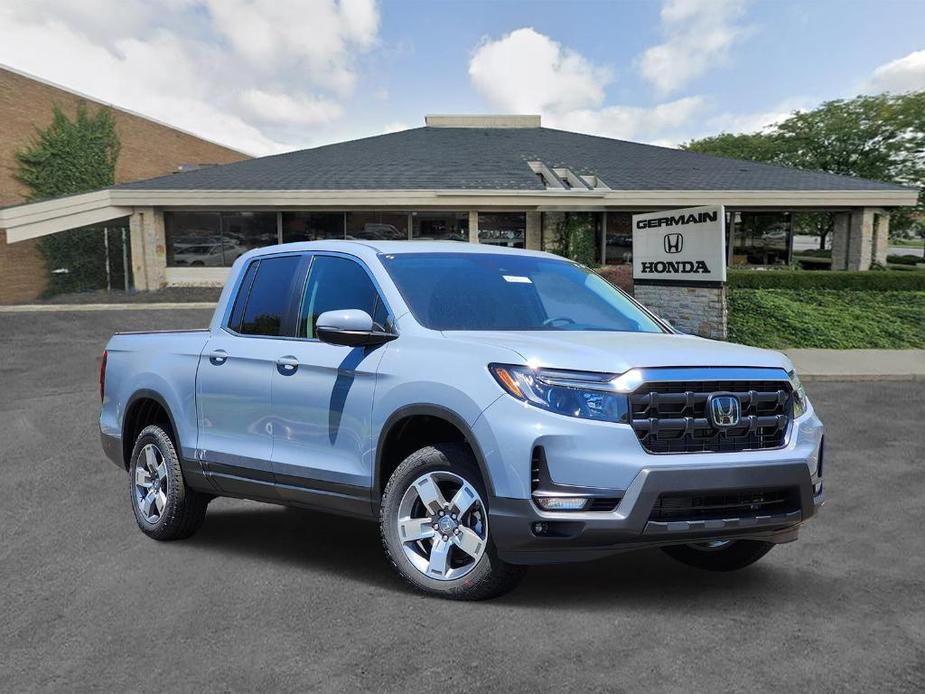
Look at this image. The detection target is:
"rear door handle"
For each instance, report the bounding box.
[276,355,299,375]
[209,349,228,365]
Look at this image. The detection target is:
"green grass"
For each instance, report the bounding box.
[728,289,925,349]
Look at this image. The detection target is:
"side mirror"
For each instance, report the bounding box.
[315,309,397,347]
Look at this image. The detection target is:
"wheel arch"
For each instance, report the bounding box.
[121,389,182,469]
[374,404,495,500]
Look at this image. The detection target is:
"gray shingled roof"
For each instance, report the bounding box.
[116,126,909,192]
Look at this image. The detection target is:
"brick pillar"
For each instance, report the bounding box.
[873,212,890,266]
[129,207,167,291]
[847,208,876,271]
[633,284,727,340]
[468,211,479,243]
[525,211,541,250]
[830,212,850,271]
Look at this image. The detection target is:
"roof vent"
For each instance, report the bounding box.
[527,162,609,191]
[425,114,541,128]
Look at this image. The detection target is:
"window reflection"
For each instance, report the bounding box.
[478,212,525,248]
[282,212,344,242]
[731,212,792,266]
[347,212,408,240]
[411,211,468,241]
[165,211,277,267]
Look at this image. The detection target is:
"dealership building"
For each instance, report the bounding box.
[0,114,917,296]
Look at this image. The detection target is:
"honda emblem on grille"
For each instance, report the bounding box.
[707,393,741,428]
[663,233,683,254]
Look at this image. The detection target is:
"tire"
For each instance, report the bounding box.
[661,539,774,572]
[129,424,209,541]
[380,443,526,600]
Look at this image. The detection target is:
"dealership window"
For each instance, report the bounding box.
[347,212,409,240]
[411,211,468,241]
[282,212,345,243]
[604,212,635,266]
[478,212,525,248]
[165,211,277,267]
[730,212,792,266]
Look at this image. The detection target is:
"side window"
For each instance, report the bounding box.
[227,260,260,332]
[299,255,388,338]
[237,255,302,336]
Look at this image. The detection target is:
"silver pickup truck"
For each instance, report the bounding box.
[100,241,825,600]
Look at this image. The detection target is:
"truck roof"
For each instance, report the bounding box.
[243,239,556,261]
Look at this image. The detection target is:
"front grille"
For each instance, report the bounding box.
[630,380,792,454]
[649,488,799,522]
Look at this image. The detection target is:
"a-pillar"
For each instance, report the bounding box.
[129,207,167,291]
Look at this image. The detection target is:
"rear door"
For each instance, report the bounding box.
[197,253,306,497]
[269,253,392,513]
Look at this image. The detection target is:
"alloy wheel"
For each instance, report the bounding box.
[396,471,487,581]
[134,444,168,523]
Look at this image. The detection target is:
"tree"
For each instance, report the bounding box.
[15,103,122,294]
[683,92,925,244]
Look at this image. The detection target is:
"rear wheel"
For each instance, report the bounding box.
[129,424,209,541]
[380,444,526,600]
[661,539,774,571]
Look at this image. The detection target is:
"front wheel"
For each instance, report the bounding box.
[380,444,526,600]
[661,539,774,571]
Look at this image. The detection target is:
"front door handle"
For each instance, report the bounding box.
[276,355,299,375]
[209,349,228,365]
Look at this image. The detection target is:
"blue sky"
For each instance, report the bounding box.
[1,0,923,155]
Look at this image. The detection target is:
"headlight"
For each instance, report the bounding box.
[788,369,809,418]
[489,363,628,422]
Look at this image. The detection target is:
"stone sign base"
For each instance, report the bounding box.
[634,283,727,340]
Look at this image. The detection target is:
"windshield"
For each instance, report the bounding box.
[381,252,664,333]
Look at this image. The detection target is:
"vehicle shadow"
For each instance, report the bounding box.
[189,501,816,608]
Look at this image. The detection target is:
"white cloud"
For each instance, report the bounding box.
[0,0,381,155]
[468,27,703,146]
[864,49,925,94]
[705,97,809,134]
[546,96,706,142]
[469,27,612,113]
[639,0,750,95]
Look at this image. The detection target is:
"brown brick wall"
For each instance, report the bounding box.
[0,66,250,303]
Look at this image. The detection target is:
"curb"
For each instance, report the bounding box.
[0,303,217,313]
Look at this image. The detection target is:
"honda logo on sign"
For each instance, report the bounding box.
[663,233,683,254]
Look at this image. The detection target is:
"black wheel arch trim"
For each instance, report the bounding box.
[374,404,496,500]
[121,389,184,469]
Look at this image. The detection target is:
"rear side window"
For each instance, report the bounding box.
[299,255,388,338]
[232,255,302,336]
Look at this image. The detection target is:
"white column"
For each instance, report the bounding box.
[468,211,479,243]
[525,211,541,250]
[129,207,167,291]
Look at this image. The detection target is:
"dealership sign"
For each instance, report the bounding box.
[632,205,726,282]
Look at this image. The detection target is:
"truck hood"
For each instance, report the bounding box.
[443,330,792,375]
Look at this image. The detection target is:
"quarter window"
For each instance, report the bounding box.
[299,256,388,338]
[234,255,302,336]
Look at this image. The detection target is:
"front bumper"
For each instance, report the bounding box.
[490,460,824,564]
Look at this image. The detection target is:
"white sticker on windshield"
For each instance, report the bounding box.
[502,275,532,284]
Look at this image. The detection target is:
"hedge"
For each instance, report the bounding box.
[727,269,925,291]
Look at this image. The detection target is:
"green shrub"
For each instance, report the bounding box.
[887,254,923,266]
[728,269,925,291]
[728,289,925,349]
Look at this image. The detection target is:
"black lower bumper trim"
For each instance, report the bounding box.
[489,462,819,565]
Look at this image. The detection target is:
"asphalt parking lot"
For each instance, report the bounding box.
[1,309,923,693]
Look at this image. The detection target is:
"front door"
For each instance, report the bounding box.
[270,253,392,513]
[197,253,304,497]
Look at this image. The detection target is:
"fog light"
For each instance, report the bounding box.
[534,496,590,511]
